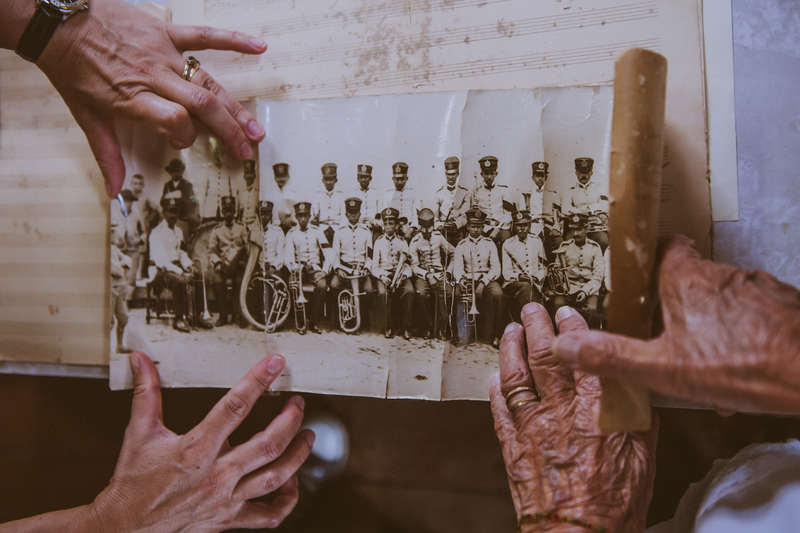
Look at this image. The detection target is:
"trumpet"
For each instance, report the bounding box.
[389,251,407,292]
[289,263,308,334]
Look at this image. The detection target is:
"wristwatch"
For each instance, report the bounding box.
[16,0,89,62]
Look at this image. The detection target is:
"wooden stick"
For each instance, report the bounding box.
[601,48,668,432]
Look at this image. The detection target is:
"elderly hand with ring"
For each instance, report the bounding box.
[2,0,268,197]
[491,303,657,533]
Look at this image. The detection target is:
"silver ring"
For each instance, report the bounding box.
[183,56,201,82]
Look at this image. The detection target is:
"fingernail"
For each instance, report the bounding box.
[503,322,520,335]
[249,37,266,50]
[521,302,541,318]
[240,142,253,159]
[291,395,305,410]
[303,429,316,447]
[555,306,577,323]
[266,354,284,374]
[247,119,264,138]
[129,352,141,375]
[553,335,580,366]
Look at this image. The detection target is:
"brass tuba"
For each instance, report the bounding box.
[290,264,308,334]
[239,238,291,331]
[337,263,364,333]
[545,248,572,297]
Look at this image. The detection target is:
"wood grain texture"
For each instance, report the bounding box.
[601,48,668,432]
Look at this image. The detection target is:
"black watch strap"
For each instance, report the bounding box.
[16,3,63,63]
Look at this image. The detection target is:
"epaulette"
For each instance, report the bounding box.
[496,184,508,188]
[586,238,601,247]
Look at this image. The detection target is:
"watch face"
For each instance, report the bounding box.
[42,0,89,15]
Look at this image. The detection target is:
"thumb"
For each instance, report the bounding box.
[129,351,164,432]
[554,330,671,389]
[70,102,126,197]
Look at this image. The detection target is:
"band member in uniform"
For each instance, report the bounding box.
[110,225,131,353]
[260,201,284,277]
[239,159,259,231]
[434,156,469,246]
[371,207,414,339]
[329,197,375,332]
[128,172,160,235]
[312,162,344,246]
[284,201,328,333]
[522,161,562,256]
[382,162,417,241]
[409,208,454,339]
[502,210,547,323]
[149,197,196,333]
[550,214,605,320]
[354,164,381,237]
[453,207,504,347]
[472,155,516,250]
[561,157,608,250]
[161,158,199,238]
[208,196,249,327]
[271,162,297,232]
[199,136,237,222]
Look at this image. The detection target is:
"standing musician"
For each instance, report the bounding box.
[502,211,548,323]
[149,197,197,333]
[452,207,504,347]
[271,162,297,232]
[434,156,470,246]
[409,208,454,340]
[239,159,259,231]
[329,197,375,332]
[208,196,249,327]
[522,161,562,256]
[260,201,284,277]
[371,207,414,339]
[472,155,516,250]
[284,201,328,334]
[550,214,605,319]
[161,158,199,239]
[353,164,381,237]
[561,157,608,250]
[382,162,417,241]
[312,162,344,246]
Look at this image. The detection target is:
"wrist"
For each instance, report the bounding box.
[1,0,36,50]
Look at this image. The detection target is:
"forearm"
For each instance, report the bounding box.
[0,0,36,50]
[0,503,103,533]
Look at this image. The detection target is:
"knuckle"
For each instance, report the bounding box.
[191,88,215,112]
[197,26,215,45]
[163,106,190,132]
[223,391,251,419]
[500,367,529,392]
[261,471,282,493]
[261,439,284,462]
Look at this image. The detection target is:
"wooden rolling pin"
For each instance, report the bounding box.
[600,48,668,432]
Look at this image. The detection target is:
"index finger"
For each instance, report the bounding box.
[168,25,267,54]
[188,354,285,452]
[520,303,573,399]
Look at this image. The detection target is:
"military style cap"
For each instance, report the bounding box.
[465,207,486,224]
[567,213,587,229]
[417,208,435,228]
[357,164,373,177]
[478,156,498,173]
[220,196,236,211]
[321,162,337,178]
[294,201,312,215]
[444,156,460,175]
[392,162,409,177]
[345,197,362,213]
[164,158,185,174]
[244,159,256,173]
[513,210,532,224]
[119,189,136,202]
[381,207,399,221]
[260,200,274,211]
[532,161,549,174]
[575,157,594,173]
[272,162,289,178]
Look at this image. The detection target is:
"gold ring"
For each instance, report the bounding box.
[508,396,539,413]
[183,56,201,81]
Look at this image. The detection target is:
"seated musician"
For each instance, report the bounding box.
[208,196,249,327]
[409,208,454,340]
[149,198,196,333]
[329,197,374,332]
[284,201,328,334]
[371,207,413,340]
[501,210,547,323]
[550,214,605,319]
[452,207,503,347]
[260,201,284,277]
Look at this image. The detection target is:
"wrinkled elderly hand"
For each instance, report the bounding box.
[554,236,800,414]
[90,352,314,532]
[491,304,657,533]
[31,0,267,196]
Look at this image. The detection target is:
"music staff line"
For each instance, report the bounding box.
[258,37,661,100]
